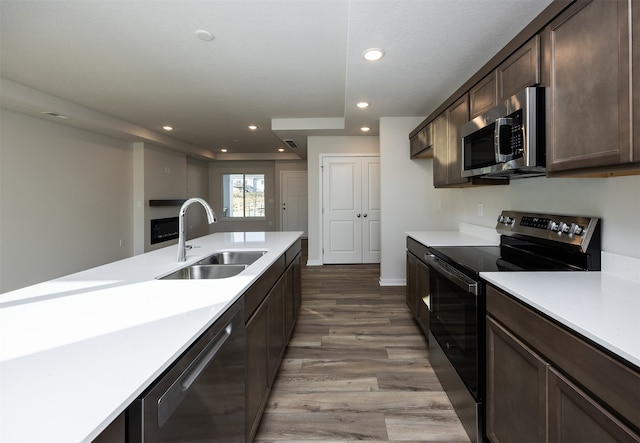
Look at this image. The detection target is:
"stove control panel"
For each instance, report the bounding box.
[496,211,599,252]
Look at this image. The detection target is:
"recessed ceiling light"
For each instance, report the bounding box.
[248,125,258,130]
[361,126,371,132]
[162,125,173,131]
[278,148,285,152]
[221,148,228,153]
[363,48,384,61]
[356,102,370,109]
[195,30,214,41]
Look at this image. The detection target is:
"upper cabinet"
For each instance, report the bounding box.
[497,35,541,101]
[546,0,638,175]
[433,95,471,187]
[409,122,433,159]
[470,71,497,119]
[411,0,639,180]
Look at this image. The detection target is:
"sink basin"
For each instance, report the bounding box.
[196,250,266,266]
[160,264,247,280]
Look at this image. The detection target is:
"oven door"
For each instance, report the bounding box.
[424,254,482,400]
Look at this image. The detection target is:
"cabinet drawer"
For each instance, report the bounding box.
[486,285,640,431]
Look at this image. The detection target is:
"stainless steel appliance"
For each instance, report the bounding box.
[128,299,245,442]
[461,87,545,179]
[426,211,601,443]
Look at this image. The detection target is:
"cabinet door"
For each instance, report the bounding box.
[633,0,640,158]
[267,276,286,388]
[410,124,433,158]
[470,71,497,118]
[416,259,430,338]
[406,252,418,317]
[446,95,471,186]
[432,112,449,187]
[486,317,548,443]
[497,35,541,101]
[246,302,268,441]
[546,0,632,172]
[548,368,640,443]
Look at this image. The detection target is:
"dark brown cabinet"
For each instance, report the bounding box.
[433,95,471,187]
[486,285,640,443]
[409,123,433,159]
[406,251,418,317]
[245,239,302,442]
[406,237,430,338]
[245,293,269,442]
[486,317,547,443]
[92,412,125,443]
[545,0,636,174]
[267,275,286,387]
[497,35,541,101]
[470,72,497,119]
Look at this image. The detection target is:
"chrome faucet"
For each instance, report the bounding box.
[177,198,217,262]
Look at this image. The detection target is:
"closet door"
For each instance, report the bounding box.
[321,156,380,264]
[361,157,380,263]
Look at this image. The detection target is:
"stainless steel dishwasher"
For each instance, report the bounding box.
[128,299,245,442]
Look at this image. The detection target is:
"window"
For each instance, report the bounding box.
[222,173,265,218]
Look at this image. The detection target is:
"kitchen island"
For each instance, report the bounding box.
[0,231,302,443]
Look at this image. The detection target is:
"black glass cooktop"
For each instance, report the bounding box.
[428,244,580,278]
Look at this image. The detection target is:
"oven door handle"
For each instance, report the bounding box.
[423,253,479,295]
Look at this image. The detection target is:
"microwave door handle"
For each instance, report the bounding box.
[494,117,513,162]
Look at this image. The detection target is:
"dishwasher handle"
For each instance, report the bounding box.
[157,320,233,428]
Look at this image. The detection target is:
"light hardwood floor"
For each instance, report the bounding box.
[254,249,471,443]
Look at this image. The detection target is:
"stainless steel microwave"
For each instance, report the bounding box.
[461,87,546,179]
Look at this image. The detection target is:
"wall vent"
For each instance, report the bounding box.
[284,139,298,149]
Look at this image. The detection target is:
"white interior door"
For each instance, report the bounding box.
[280,171,308,236]
[322,155,380,264]
[322,157,362,263]
[362,157,381,263]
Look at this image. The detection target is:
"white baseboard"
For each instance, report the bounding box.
[379,278,406,287]
[306,259,323,266]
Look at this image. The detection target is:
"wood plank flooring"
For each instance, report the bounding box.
[254,252,470,443]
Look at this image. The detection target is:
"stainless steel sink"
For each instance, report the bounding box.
[196,250,266,266]
[160,264,247,280]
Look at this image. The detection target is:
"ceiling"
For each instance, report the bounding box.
[0,0,553,161]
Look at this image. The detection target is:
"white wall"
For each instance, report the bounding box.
[306,136,379,265]
[379,117,461,285]
[186,157,211,239]
[0,109,133,293]
[379,117,640,284]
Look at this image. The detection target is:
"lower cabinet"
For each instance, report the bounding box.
[406,237,430,338]
[486,317,549,443]
[486,286,640,443]
[245,240,302,442]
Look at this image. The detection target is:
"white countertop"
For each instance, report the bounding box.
[0,231,302,443]
[481,271,640,369]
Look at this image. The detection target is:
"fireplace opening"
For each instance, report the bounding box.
[151,217,179,244]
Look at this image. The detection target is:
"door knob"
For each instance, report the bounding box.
[363,213,368,218]
[357,214,361,218]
